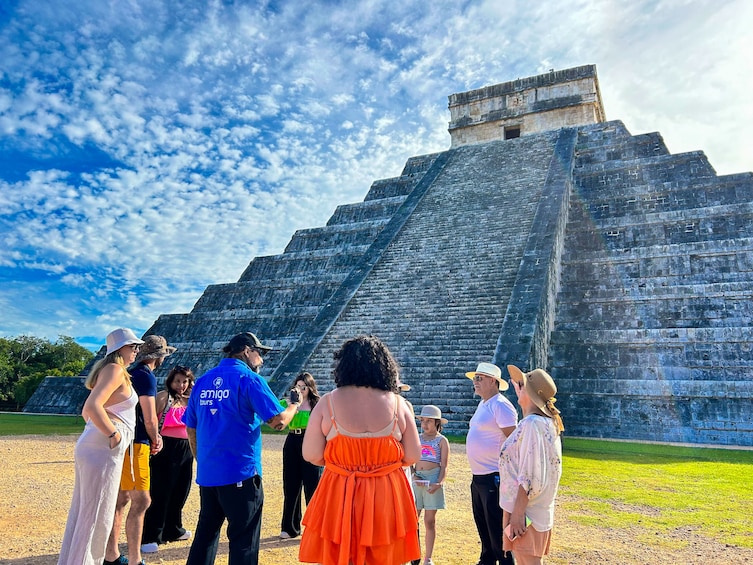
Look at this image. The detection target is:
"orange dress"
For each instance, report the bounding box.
[298,393,420,565]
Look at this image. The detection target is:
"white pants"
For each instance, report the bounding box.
[57,419,133,565]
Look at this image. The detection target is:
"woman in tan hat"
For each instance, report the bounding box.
[499,366,564,565]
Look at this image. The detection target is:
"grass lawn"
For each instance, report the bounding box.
[559,438,753,549]
[0,412,84,435]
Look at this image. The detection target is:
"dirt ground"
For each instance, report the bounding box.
[1,434,751,565]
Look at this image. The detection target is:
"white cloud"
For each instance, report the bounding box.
[0,0,750,344]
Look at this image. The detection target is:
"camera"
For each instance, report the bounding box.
[289,388,301,405]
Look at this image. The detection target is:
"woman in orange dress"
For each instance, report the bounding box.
[300,335,422,565]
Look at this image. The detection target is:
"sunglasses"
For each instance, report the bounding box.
[473,375,488,382]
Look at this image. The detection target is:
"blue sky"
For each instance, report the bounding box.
[1,0,751,351]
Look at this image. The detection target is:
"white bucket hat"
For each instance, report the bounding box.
[105,328,144,355]
[418,404,448,424]
[465,362,509,391]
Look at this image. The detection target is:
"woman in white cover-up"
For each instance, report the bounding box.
[57,328,143,565]
[498,366,564,565]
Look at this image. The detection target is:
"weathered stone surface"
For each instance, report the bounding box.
[448,65,605,148]
[26,66,753,447]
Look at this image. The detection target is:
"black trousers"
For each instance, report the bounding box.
[187,475,264,565]
[280,431,322,536]
[142,435,193,544]
[471,473,513,565]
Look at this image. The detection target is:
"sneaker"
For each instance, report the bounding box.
[141,542,159,553]
[103,555,128,565]
[175,530,192,541]
[424,559,435,565]
[279,531,291,539]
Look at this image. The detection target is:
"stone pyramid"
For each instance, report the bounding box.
[27,65,753,447]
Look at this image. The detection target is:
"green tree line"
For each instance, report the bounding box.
[0,335,94,409]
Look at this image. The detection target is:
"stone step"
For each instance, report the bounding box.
[569,175,753,221]
[574,151,717,193]
[284,221,391,253]
[575,131,669,166]
[326,196,407,226]
[237,248,370,281]
[561,235,753,264]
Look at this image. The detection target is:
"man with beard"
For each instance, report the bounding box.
[183,332,300,565]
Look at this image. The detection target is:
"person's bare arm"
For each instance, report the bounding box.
[186,427,197,458]
[508,484,530,539]
[155,390,169,417]
[139,394,163,454]
[399,398,421,466]
[82,364,126,448]
[501,425,516,438]
[266,402,299,431]
[302,399,327,466]
[428,435,451,494]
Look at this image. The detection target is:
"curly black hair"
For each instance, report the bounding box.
[333,335,400,392]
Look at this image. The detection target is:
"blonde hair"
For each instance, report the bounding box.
[85,351,130,390]
[544,398,565,436]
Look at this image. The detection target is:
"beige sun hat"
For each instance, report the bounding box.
[507,365,558,417]
[418,404,448,424]
[465,361,509,391]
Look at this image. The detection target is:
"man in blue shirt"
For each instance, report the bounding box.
[184,332,300,565]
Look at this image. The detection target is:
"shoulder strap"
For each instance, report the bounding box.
[391,393,400,432]
[157,394,174,433]
[327,392,338,432]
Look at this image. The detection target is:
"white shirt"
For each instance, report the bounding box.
[466,393,518,475]
[498,414,563,531]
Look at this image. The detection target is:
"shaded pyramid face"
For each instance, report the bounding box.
[28,65,753,448]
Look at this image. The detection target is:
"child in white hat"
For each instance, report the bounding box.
[412,405,451,565]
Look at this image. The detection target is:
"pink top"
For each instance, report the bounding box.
[160,404,188,439]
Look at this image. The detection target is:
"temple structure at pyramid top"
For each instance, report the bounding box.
[448,65,605,147]
[28,65,753,449]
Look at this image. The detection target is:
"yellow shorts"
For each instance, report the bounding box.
[120,443,150,491]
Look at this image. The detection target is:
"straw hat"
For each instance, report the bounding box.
[507,365,558,417]
[465,361,509,391]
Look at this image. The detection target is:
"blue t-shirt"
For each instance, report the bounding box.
[183,358,284,487]
[130,363,157,445]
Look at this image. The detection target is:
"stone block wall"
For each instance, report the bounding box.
[448,65,605,147]
[550,121,753,445]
